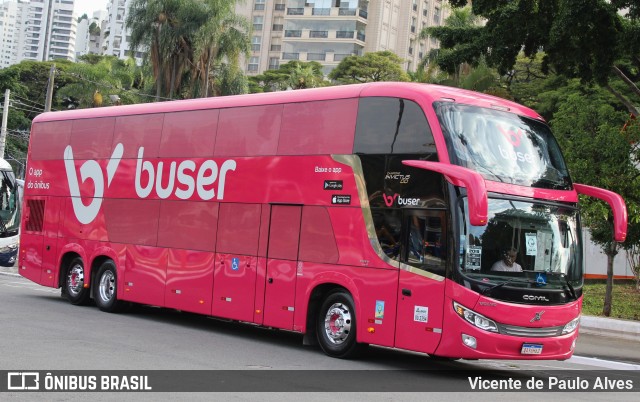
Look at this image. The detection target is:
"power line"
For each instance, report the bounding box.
[12,94,46,109]
[12,100,43,113]
[10,105,41,116]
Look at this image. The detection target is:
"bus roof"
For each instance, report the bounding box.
[32,82,543,123]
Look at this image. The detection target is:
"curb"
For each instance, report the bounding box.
[579,315,640,342]
[0,268,18,277]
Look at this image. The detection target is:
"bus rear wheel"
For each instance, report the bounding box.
[316,290,362,358]
[93,260,125,313]
[64,257,90,305]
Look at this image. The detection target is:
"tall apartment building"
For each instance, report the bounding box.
[367,0,448,72]
[18,0,77,62]
[103,0,144,63]
[76,10,108,59]
[237,0,449,75]
[0,1,21,68]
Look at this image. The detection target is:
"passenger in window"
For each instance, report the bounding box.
[373,212,400,258]
[408,216,425,263]
[491,248,523,272]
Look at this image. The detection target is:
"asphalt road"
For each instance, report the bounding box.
[0,274,638,401]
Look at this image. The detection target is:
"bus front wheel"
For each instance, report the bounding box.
[93,260,125,313]
[63,257,90,305]
[316,290,362,359]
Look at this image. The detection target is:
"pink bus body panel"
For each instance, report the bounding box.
[70,118,116,160]
[215,105,282,156]
[437,281,580,359]
[29,120,72,160]
[123,245,167,307]
[113,114,164,159]
[21,82,596,361]
[165,249,215,315]
[159,110,218,158]
[395,270,445,354]
[212,254,258,322]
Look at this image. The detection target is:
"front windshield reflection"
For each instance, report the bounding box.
[459,198,581,287]
[435,102,571,190]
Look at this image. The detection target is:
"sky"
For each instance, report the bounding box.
[74,0,109,18]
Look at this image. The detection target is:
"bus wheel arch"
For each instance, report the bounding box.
[60,253,90,306]
[314,286,365,358]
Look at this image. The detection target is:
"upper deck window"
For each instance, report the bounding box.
[435,102,571,190]
[354,97,436,155]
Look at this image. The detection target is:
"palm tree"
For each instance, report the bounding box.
[127,0,186,100]
[190,0,251,98]
[55,56,141,108]
[418,5,481,84]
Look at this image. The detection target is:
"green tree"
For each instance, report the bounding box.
[442,0,640,116]
[54,55,143,108]
[127,0,188,100]
[419,5,482,82]
[250,61,327,92]
[551,91,640,315]
[190,0,251,98]
[328,51,410,84]
[211,63,248,96]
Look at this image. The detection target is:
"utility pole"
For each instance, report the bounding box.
[44,64,55,112]
[0,89,9,158]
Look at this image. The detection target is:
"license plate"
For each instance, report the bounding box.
[521,343,543,355]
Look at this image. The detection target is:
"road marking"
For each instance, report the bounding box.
[568,355,640,370]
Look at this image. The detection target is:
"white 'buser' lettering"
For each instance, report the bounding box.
[135,147,236,200]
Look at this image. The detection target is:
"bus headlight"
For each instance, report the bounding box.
[562,317,580,334]
[453,301,499,333]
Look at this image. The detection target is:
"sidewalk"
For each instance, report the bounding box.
[1,264,637,341]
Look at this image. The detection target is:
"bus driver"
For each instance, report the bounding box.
[491,248,523,272]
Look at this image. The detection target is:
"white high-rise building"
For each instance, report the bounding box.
[17,0,77,63]
[76,9,108,59]
[104,0,142,62]
[236,0,450,76]
[0,1,21,68]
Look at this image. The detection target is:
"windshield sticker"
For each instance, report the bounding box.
[466,246,482,270]
[535,272,547,286]
[525,233,537,256]
[414,306,428,323]
[375,300,385,320]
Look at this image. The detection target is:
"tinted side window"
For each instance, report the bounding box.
[354,97,435,154]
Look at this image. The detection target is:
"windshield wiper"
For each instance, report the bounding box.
[481,277,542,296]
[563,275,578,301]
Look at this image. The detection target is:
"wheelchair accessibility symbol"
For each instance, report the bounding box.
[231,258,240,271]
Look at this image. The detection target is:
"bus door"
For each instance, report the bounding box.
[394,208,447,354]
[262,205,302,330]
[20,196,62,287]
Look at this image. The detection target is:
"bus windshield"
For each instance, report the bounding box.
[0,169,20,236]
[435,102,571,190]
[459,198,582,289]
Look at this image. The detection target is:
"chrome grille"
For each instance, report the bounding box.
[498,323,564,337]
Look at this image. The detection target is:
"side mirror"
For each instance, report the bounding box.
[573,183,627,242]
[402,160,488,226]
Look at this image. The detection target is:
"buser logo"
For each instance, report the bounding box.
[383,193,420,207]
[65,144,237,224]
[64,144,123,224]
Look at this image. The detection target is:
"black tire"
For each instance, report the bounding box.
[93,260,125,313]
[316,290,362,359]
[63,257,90,305]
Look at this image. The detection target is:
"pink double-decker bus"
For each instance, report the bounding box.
[19,82,626,360]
